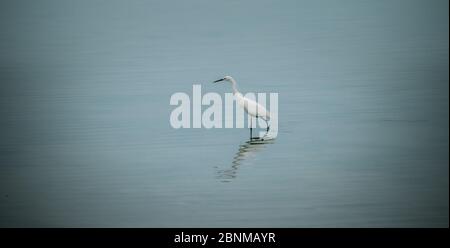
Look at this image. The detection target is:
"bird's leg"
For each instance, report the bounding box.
[249,117,253,140]
[259,119,269,141]
[265,120,270,132]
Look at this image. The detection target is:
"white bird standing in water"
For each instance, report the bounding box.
[213,76,270,140]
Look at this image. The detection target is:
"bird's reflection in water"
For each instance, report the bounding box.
[216,138,274,182]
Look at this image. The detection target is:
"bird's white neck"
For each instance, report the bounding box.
[230,78,239,95]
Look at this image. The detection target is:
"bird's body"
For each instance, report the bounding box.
[234,92,270,122]
[213,76,270,140]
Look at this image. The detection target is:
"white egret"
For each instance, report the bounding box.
[213,76,270,140]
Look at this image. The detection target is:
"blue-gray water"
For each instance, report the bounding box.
[0,0,448,227]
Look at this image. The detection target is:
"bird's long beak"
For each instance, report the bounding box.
[213,78,225,83]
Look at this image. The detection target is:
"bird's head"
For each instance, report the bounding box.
[213,75,234,83]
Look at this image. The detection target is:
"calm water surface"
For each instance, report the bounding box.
[0,0,448,227]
